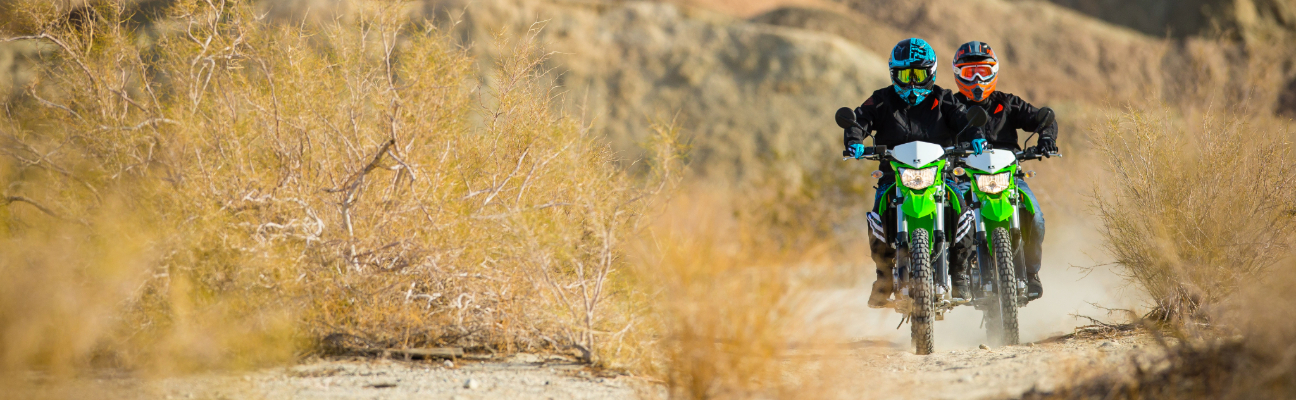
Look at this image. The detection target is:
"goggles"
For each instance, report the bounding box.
[955,62,998,81]
[892,68,932,85]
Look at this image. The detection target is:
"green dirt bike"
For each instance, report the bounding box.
[835,107,988,355]
[951,108,1058,346]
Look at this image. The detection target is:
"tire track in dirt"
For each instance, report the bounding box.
[848,333,1160,400]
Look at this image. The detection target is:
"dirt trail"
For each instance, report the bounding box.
[10,332,1160,400]
[849,332,1158,400]
[16,357,647,400]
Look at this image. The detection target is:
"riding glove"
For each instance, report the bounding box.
[849,143,868,159]
[971,139,987,155]
[1037,137,1058,157]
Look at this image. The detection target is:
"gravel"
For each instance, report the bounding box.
[17,358,646,400]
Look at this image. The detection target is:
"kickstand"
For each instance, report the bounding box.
[896,315,908,330]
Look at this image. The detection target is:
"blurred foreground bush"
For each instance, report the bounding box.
[1025,256,1296,400]
[629,189,857,399]
[0,0,675,375]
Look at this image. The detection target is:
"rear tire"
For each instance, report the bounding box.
[910,229,935,355]
[992,227,1020,346]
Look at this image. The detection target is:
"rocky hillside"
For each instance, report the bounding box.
[421,0,1296,181]
[1044,0,1296,40]
[424,0,890,180]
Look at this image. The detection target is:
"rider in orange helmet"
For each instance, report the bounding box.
[950,41,1058,301]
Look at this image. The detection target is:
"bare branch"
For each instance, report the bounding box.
[3,195,64,220]
[1,34,98,90]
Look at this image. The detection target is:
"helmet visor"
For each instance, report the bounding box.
[892,68,932,85]
[955,63,997,81]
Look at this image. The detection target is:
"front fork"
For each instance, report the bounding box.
[933,189,950,296]
[973,191,1025,303]
[894,186,951,314]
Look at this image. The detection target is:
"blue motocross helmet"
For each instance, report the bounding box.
[889,38,938,107]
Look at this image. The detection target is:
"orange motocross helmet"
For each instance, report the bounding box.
[953,41,998,102]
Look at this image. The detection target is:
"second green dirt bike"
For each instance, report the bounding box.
[953,108,1058,346]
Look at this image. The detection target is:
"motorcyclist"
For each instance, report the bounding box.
[844,38,983,308]
[949,41,1057,300]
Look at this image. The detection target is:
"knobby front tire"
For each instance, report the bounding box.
[992,227,1020,346]
[910,229,935,355]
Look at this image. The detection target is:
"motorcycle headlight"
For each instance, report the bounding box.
[976,172,1012,194]
[900,167,937,189]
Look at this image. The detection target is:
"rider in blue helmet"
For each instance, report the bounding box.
[889,38,939,106]
[844,38,984,308]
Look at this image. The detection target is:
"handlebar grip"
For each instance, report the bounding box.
[843,149,852,157]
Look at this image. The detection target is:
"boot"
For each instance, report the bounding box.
[951,272,971,300]
[1026,272,1043,301]
[950,241,972,299]
[868,268,894,308]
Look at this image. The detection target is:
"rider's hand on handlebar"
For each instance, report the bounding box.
[848,143,867,159]
[971,139,987,156]
[1037,137,1058,158]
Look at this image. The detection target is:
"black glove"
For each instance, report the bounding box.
[1037,137,1058,157]
[846,126,866,141]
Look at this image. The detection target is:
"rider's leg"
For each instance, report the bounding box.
[949,179,974,298]
[868,181,897,308]
[1016,178,1046,299]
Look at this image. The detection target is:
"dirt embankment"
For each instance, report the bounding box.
[1042,0,1296,40]
[426,0,891,179]
[421,0,1296,182]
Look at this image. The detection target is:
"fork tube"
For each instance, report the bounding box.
[935,195,949,289]
[1010,200,1021,231]
[974,207,986,235]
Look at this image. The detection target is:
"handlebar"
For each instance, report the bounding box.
[842,145,889,161]
[841,144,1060,161]
[944,143,1061,161]
[1016,147,1062,161]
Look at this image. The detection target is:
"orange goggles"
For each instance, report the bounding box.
[955,63,998,81]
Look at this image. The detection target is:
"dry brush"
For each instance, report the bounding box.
[0,0,676,375]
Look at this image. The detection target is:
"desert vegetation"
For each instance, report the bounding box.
[0,0,687,377]
[1091,104,1296,320]
[0,1,851,398]
[1028,98,1296,399]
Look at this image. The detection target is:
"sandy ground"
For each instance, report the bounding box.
[10,331,1162,400]
[16,355,649,400]
[848,331,1159,400]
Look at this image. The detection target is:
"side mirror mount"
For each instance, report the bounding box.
[966,106,989,128]
[835,107,857,129]
[1035,107,1055,128]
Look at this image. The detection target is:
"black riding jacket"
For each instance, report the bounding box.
[844,85,977,176]
[953,91,1058,151]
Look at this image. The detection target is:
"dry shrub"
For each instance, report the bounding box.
[0,0,672,378]
[629,188,855,399]
[1091,103,1296,319]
